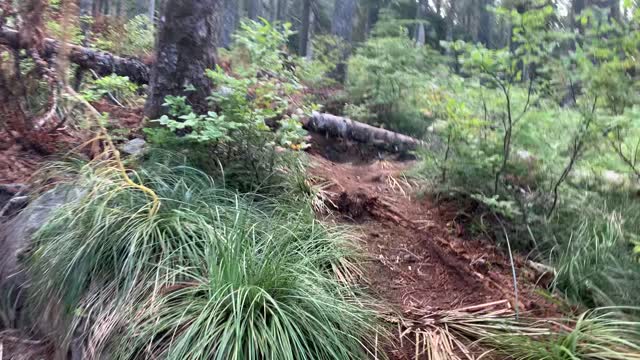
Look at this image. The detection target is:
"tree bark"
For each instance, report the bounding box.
[149,0,156,21]
[572,0,586,29]
[248,0,260,20]
[304,112,423,153]
[299,0,311,57]
[222,0,238,48]
[331,0,356,43]
[269,0,278,23]
[415,0,429,46]
[276,0,287,21]
[79,0,93,39]
[144,0,222,120]
[0,28,151,83]
[478,0,492,47]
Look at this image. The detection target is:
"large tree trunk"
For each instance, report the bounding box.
[133,0,147,17]
[149,0,156,21]
[276,0,288,21]
[331,0,356,43]
[477,0,492,47]
[222,0,238,48]
[415,0,428,46]
[572,0,586,29]
[330,0,356,81]
[144,0,223,120]
[248,0,260,20]
[269,0,278,23]
[299,0,312,57]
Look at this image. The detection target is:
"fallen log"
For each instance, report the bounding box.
[304,112,424,153]
[1,29,424,153]
[0,28,150,84]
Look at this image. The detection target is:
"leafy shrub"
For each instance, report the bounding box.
[345,11,443,136]
[95,15,155,57]
[148,20,315,193]
[27,162,381,359]
[147,66,309,192]
[230,19,296,79]
[81,74,140,106]
[409,3,640,311]
[296,35,348,87]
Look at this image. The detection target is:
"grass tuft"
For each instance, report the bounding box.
[25,161,383,359]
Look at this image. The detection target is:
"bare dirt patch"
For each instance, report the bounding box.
[308,148,560,358]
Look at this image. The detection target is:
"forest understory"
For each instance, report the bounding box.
[2,0,640,359]
[0,121,562,360]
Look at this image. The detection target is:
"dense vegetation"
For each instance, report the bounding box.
[1,0,640,359]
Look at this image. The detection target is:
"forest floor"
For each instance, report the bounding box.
[308,135,561,358]
[0,120,561,359]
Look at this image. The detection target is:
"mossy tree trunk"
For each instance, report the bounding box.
[144,0,223,120]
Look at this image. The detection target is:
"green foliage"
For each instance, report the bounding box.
[148,22,313,192]
[81,74,140,106]
[27,162,382,359]
[231,19,296,78]
[95,15,155,57]
[409,2,640,310]
[296,35,349,87]
[485,309,640,360]
[346,11,444,136]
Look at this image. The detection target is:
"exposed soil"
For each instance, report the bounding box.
[307,142,561,359]
[0,101,144,187]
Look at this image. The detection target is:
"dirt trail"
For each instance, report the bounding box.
[307,142,558,358]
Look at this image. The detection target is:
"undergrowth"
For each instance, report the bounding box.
[25,160,383,359]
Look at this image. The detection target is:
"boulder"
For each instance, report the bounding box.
[0,186,85,329]
[121,138,147,156]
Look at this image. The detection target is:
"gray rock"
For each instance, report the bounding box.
[0,186,85,329]
[121,138,147,156]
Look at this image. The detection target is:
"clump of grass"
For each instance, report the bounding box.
[543,192,640,309]
[485,308,640,360]
[26,161,383,359]
[393,302,640,360]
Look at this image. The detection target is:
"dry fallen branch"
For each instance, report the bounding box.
[382,300,549,360]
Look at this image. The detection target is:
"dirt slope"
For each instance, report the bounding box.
[307,143,558,358]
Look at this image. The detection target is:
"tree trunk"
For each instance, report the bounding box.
[79,0,95,43]
[299,0,311,57]
[415,0,428,46]
[18,0,46,50]
[248,0,260,20]
[435,0,442,16]
[222,0,238,48]
[276,0,287,21]
[115,0,123,17]
[149,0,156,21]
[572,0,586,29]
[331,0,356,81]
[331,0,356,43]
[478,0,492,47]
[144,0,222,120]
[134,0,147,16]
[269,0,278,23]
